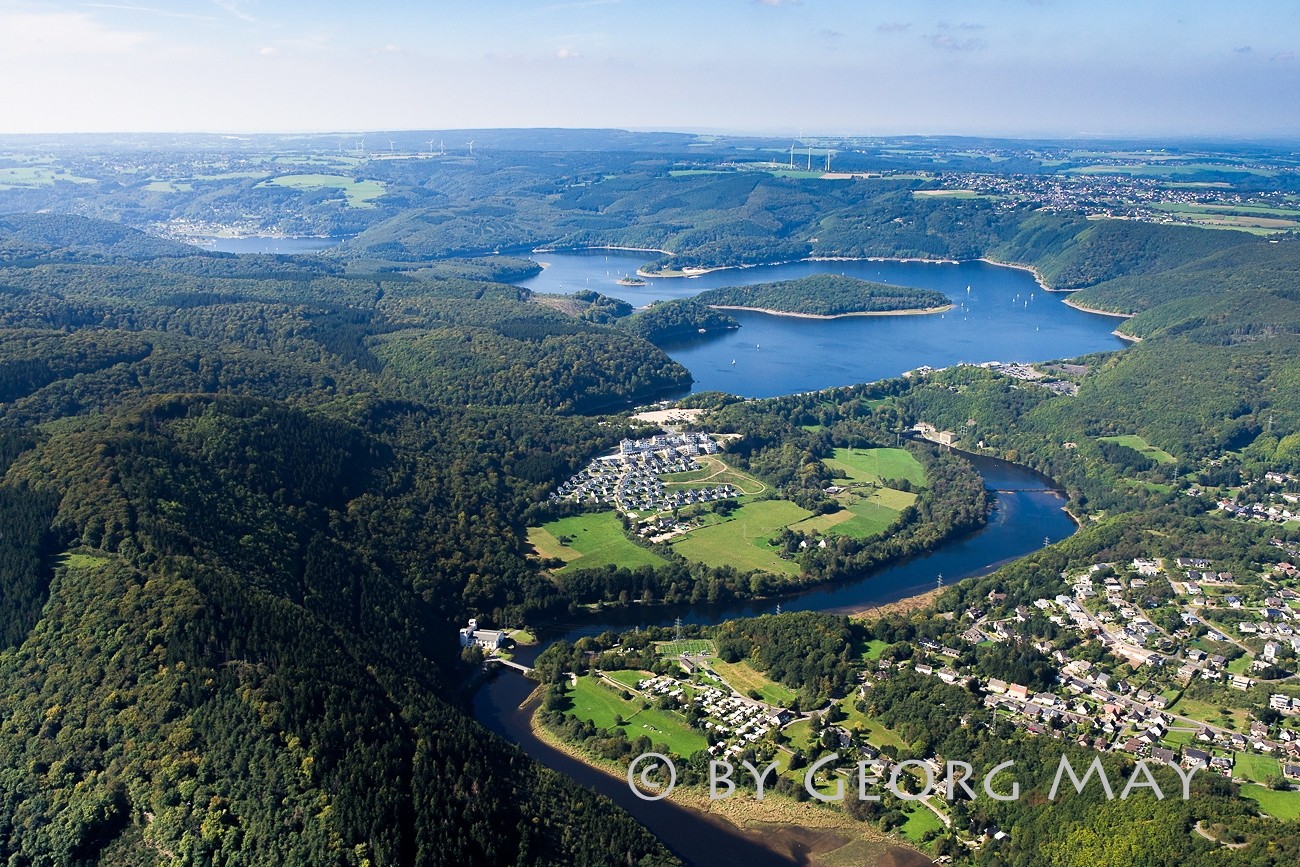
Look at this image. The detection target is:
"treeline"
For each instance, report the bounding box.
[618,299,740,345]
[714,612,865,709]
[693,275,949,316]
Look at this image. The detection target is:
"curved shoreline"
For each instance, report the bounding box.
[1060,296,1141,342]
[528,690,900,865]
[708,303,953,320]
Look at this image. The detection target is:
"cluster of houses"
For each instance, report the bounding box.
[1217,470,1300,524]
[631,674,794,759]
[550,432,738,515]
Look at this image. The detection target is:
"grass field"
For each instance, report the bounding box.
[1240,784,1300,820]
[1234,751,1281,784]
[824,448,926,487]
[672,499,811,576]
[660,455,767,494]
[259,173,387,207]
[143,180,193,193]
[1066,163,1276,178]
[604,669,654,689]
[709,659,798,706]
[836,699,908,750]
[0,166,97,188]
[565,676,707,756]
[898,805,944,843]
[861,639,889,661]
[1169,696,1252,731]
[59,551,111,571]
[529,511,668,574]
[655,639,716,657]
[1099,434,1177,464]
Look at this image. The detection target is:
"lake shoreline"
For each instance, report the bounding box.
[1059,297,1141,342]
[708,303,954,320]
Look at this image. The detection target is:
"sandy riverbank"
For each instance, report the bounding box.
[842,587,947,620]
[707,304,953,320]
[529,693,911,867]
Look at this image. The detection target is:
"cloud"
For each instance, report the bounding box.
[877,22,911,33]
[0,10,148,57]
[384,43,402,54]
[83,3,220,24]
[258,46,276,57]
[213,0,257,24]
[820,29,844,39]
[936,21,985,31]
[1270,50,1295,62]
[1234,45,1252,54]
[556,47,581,60]
[754,0,801,6]
[926,34,986,52]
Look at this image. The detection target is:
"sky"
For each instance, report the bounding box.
[1,0,1298,138]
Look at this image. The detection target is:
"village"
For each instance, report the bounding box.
[897,553,1300,792]
[549,432,741,516]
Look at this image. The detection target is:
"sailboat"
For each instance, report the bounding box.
[731,359,736,366]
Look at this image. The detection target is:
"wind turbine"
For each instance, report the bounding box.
[439,140,446,155]
[807,146,812,172]
[357,138,366,156]
[467,140,475,157]
[825,150,832,172]
[427,138,436,153]
[388,139,396,154]
[789,141,796,169]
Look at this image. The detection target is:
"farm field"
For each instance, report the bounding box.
[258,173,387,207]
[825,448,926,487]
[672,499,811,576]
[528,511,668,574]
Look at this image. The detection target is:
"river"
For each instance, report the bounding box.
[474,455,1071,867]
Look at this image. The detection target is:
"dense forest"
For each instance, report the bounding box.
[692,275,950,316]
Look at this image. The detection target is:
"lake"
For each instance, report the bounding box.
[519,250,1128,397]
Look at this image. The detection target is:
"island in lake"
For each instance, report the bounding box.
[691,275,952,318]
[693,275,952,318]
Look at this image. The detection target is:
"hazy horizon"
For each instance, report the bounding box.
[1,0,1298,138]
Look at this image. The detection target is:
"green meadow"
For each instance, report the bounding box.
[528,511,668,574]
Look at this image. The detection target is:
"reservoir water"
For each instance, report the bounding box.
[519,250,1128,397]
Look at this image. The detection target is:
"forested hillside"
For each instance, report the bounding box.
[0,223,683,865]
